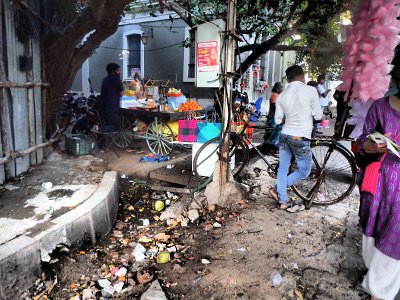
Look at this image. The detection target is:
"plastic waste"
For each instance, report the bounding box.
[272,273,283,286]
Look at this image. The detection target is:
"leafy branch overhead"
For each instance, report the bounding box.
[16,0,350,123]
[160,0,350,79]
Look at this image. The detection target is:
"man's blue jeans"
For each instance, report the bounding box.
[276,134,312,203]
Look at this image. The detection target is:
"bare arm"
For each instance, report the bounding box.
[274,96,284,125]
[311,89,323,120]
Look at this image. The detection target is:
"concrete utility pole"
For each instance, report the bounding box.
[205,0,245,206]
[219,0,237,184]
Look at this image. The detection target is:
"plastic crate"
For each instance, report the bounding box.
[65,134,95,155]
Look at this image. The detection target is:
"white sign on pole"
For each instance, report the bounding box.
[195,19,226,88]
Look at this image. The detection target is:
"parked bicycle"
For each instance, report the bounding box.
[193,111,357,209]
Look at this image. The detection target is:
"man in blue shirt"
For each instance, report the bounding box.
[97,63,124,129]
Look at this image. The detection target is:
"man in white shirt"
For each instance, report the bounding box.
[317,74,333,119]
[271,65,323,211]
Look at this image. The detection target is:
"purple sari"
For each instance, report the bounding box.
[357,98,400,260]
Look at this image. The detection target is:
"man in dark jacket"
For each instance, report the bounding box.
[97,63,124,129]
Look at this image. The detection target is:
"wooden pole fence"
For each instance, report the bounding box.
[0,137,59,165]
[0,81,50,88]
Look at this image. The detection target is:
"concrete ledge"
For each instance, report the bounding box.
[0,171,119,299]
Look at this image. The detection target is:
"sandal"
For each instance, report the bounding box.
[286,202,305,213]
[279,202,291,210]
[268,186,279,202]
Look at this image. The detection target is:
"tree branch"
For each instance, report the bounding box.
[161,1,193,27]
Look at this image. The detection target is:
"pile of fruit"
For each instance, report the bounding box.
[167,88,182,97]
[178,100,202,112]
[125,90,136,96]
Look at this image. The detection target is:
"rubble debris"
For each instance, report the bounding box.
[137,270,154,285]
[160,197,191,221]
[5,184,20,191]
[187,209,200,222]
[140,280,167,300]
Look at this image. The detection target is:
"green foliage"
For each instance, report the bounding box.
[190,0,350,75]
[296,1,347,79]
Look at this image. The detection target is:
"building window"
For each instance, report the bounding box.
[183,28,196,82]
[127,34,141,78]
[122,29,144,80]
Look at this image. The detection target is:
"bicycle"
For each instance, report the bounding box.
[192,113,358,209]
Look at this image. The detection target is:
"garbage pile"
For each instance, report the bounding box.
[29,175,251,300]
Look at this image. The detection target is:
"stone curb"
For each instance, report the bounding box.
[0,171,119,299]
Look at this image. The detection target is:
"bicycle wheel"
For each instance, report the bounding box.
[193,137,250,180]
[113,116,134,149]
[145,120,174,156]
[291,141,357,205]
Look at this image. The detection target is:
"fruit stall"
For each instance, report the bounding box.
[117,80,205,156]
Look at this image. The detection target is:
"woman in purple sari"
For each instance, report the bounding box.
[357,75,400,300]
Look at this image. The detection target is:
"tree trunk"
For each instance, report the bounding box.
[41,0,132,120]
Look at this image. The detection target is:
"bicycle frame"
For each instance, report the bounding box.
[231,119,277,171]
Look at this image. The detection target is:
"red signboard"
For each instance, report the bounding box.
[197,41,218,72]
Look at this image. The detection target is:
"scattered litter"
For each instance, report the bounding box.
[154,200,165,211]
[272,273,283,286]
[133,244,146,261]
[292,263,299,269]
[166,165,175,169]
[41,182,53,190]
[194,277,202,285]
[296,221,304,226]
[166,192,178,200]
[305,252,320,257]
[201,259,211,265]
[139,236,153,243]
[154,232,171,242]
[237,247,246,252]
[103,284,115,295]
[165,199,171,205]
[98,279,111,288]
[115,267,127,277]
[146,248,158,259]
[288,233,293,239]
[113,230,124,238]
[167,246,177,253]
[5,184,19,191]
[142,219,150,226]
[140,154,169,163]
[113,281,124,293]
[295,289,304,299]
[82,288,96,300]
[156,251,171,264]
[213,222,222,228]
[120,174,127,179]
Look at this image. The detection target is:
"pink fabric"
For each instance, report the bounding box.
[361,131,400,195]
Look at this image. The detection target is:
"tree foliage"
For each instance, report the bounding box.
[15,0,350,123]
[181,0,350,80]
[15,0,134,120]
[296,17,344,80]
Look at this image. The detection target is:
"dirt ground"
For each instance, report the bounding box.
[26,157,370,300]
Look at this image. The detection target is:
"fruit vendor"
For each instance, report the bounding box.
[96,63,124,130]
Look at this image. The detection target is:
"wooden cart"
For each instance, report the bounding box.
[119,108,203,156]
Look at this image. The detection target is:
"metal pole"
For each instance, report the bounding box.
[219,0,237,185]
